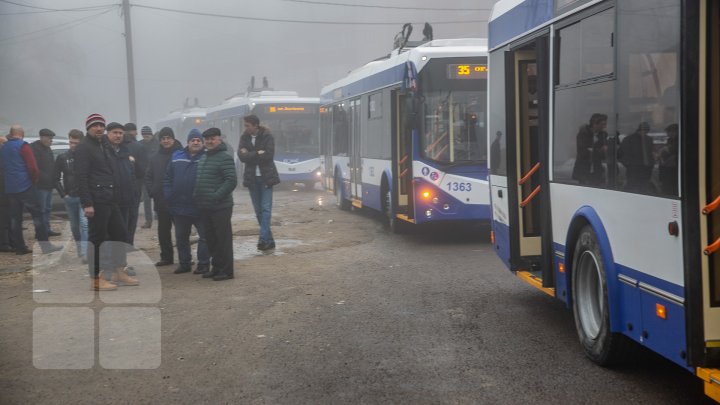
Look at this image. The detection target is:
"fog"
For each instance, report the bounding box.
[0,0,494,136]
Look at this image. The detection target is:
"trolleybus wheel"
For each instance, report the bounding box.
[335,177,350,211]
[383,186,404,234]
[571,225,632,366]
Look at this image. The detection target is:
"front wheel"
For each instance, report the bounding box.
[383,186,404,233]
[335,177,350,211]
[571,225,632,366]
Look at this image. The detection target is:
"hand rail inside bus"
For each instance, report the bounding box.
[518,162,540,186]
[702,195,720,215]
[519,185,541,208]
[703,237,720,256]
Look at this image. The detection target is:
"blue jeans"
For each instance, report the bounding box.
[8,186,49,250]
[174,214,210,267]
[63,196,88,258]
[36,188,53,235]
[248,176,274,244]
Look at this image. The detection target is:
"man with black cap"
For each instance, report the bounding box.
[30,128,61,237]
[75,115,137,290]
[123,122,146,247]
[0,125,61,255]
[194,127,237,281]
[145,127,182,267]
[139,125,157,228]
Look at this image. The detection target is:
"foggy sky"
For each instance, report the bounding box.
[0,0,495,137]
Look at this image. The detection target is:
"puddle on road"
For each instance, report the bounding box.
[232,239,310,260]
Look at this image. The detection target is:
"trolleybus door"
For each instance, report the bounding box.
[699,0,720,359]
[506,37,553,283]
[349,98,363,201]
[393,91,413,219]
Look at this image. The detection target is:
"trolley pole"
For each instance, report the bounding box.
[122,0,137,123]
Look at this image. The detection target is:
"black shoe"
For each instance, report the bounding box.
[174,265,192,274]
[0,245,15,253]
[212,273,234,281]
[48,230,62,237]
[258,241,276,251]
[193,264,209,274]
[202,271,218,279]
[42,244,62,254]
[125,266,136,276]
[15,247,32,255]
[155,260,173,266]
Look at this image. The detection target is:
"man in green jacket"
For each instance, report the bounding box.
[194,128,237,281]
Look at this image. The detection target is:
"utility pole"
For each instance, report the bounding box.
[122,0,137,123]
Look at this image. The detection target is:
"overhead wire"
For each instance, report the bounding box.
[131,3,485,25]
[0,0,118,12]
[0,5,119,44]
[280,0,490,12]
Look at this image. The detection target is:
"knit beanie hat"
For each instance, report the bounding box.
[158,127,175,139]
[106,122,124,132]
[141,126,153,136]
[86,113,106,130]
[124,122,137,131]
[187,128,202,143]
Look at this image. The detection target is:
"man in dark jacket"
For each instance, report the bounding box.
[75,115,137,291]
[139,126,157,228]
[0,125,60,255]
[238,114,280,251]
[194,127,237,281]
[123,122,146,246]
[54,129,88,261]
[30,128,61,237]
[164,129,210,275]
[144,127,182,267]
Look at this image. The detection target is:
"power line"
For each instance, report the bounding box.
[0,0,118,12]
[0,6,119,44]
[281,0,490,12]
[131,3,485,25]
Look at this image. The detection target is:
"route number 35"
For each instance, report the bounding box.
[446,182,472,192]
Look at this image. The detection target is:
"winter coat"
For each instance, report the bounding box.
[144,140,183,209]
[0,138,38,194]
[193,142,237,210]
[124,138,147,180]
[75,134,117,207]
[106,141,140,207]
[54,150,80,198]
[163,147,205,217]
[30,140,55,190]
[237,126,280,187]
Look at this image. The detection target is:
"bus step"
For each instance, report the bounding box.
[395,214,415,224]
[516,270,555,297]
[696,368,720,403]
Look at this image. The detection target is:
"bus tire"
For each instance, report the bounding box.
[335,177,350,211]
[571,225,632,366]
[383,184,404,233]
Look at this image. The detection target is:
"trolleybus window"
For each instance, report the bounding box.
[422,91,486,164]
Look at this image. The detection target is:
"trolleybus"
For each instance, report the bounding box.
[320,36,490,231]
[206,89,321,188]
[156,106,207,138]
[487,0,719,400]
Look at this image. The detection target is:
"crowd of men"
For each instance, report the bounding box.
[0,113,280,290]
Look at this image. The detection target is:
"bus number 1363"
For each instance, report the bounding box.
[446,182,472,192]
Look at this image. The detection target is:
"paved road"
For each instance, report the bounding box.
[0,187,712,404]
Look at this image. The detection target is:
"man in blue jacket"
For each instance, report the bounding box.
[163,129,210,275]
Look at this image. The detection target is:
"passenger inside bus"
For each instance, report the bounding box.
[571,113,608,186]
[618,121,656,193]
[658,123,679,195]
